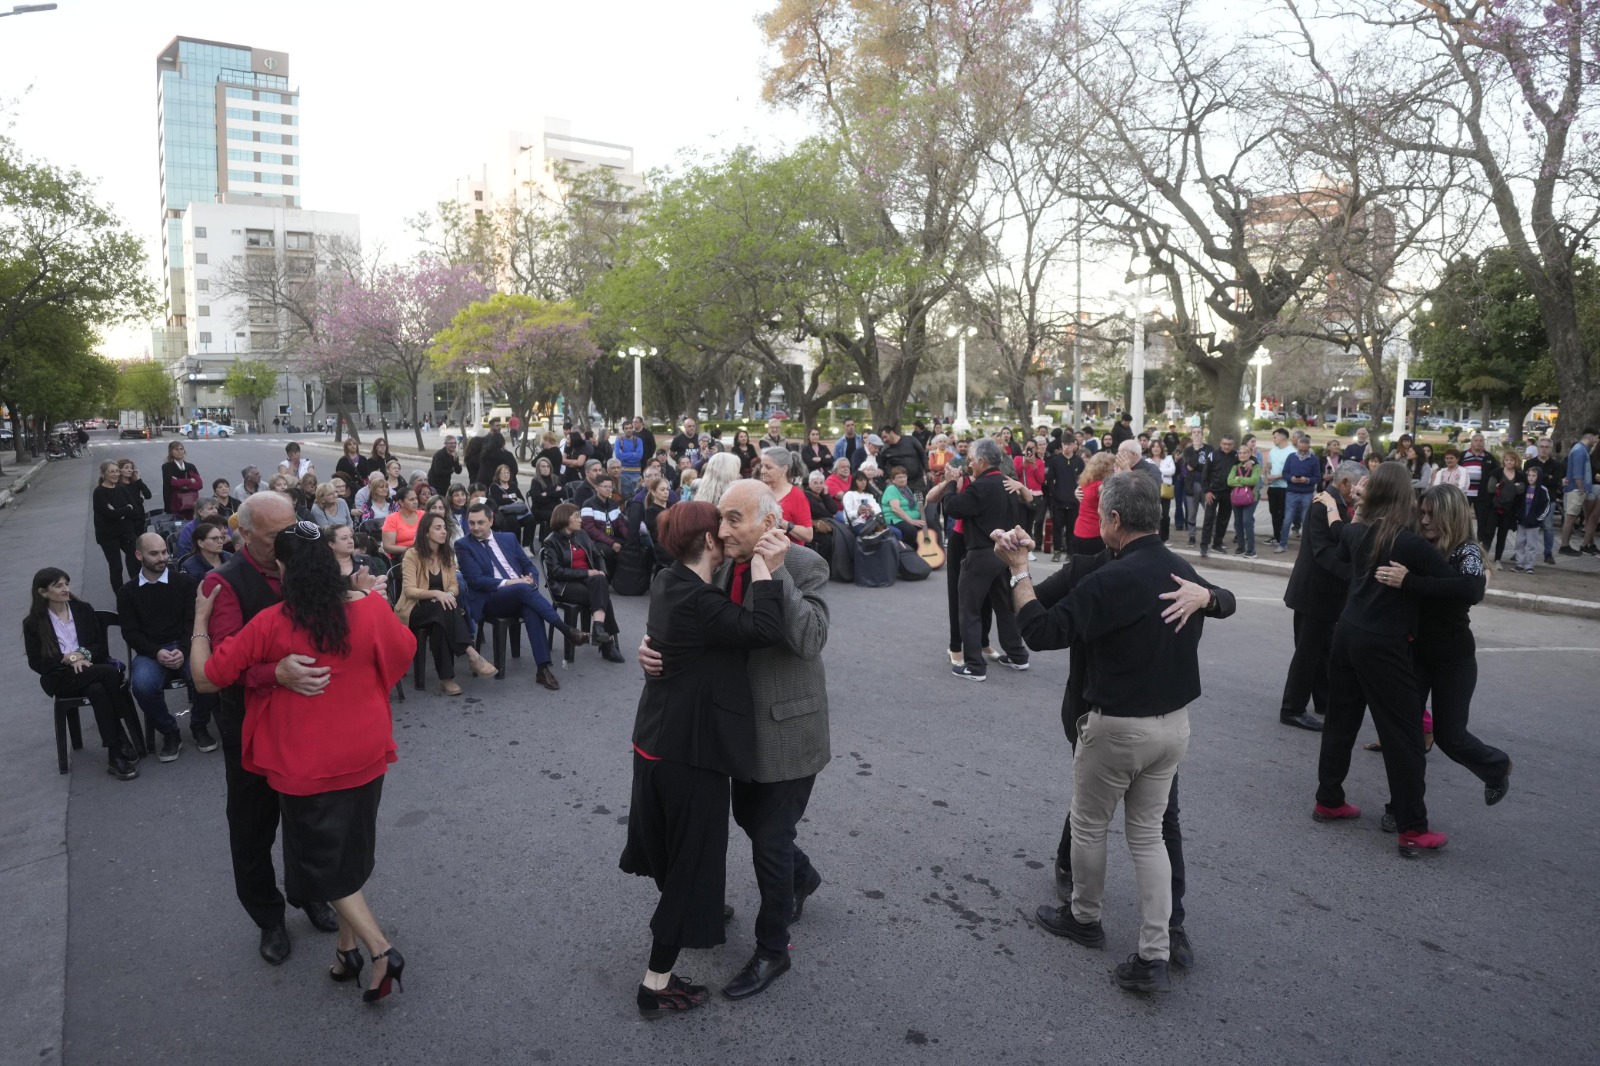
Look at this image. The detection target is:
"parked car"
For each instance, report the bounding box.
[187,419,233,439]
[1348,412,1372,423]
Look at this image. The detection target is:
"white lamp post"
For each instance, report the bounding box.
[466,365,490,434]
[1249,348,1273,419]
[946,324,976,434]
[624,346,655,420]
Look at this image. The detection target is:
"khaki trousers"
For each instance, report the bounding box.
[1070,707,1190,961]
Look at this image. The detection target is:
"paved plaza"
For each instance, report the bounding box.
[2,436,1596,1065]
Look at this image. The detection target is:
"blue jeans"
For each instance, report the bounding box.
[620,471,641,498]
[1542,505,1555,557]
[1280,492,1313,548]
[130,643,194,737]
[1232,502,1257,554]
[1173,487,1187,529]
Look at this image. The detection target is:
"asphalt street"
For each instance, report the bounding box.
[3,434,1596,1065]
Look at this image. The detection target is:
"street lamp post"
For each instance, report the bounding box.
[1249,348,1273,420]
[624,346,655,420]
[466,366,490,435]
[946,325,976,434]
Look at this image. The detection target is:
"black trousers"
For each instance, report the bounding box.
[945,536,990,653]
[409,602,473,680]
[1280,611,1337,717]
[731,775,817,956]
[1024,498,1046,547]
[1057,770,1186,928]
[215,695,304,929]
[1049,502,1075,553]
[1198,496,1229,551]
[958,547,1025,672]
[1268,486,1287,542]
[1490,511,1516,562]
[1316,622,1430,833]
[1158,495,1172,542]
[559,575,618,635]
[1473,494,1496,546]
[1417,656,1510,784]
[48,664,132,750]
[97,538,137,593]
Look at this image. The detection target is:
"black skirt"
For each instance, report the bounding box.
[279,776,383,903]
[618,754,729,950]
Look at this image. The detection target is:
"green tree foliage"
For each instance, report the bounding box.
[0,303,116,459]
[115,360,177,434]
[1416,250,1561,431]
[430,294,602,437]
[223,359,280,428]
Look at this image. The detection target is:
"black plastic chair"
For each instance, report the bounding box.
[546,600,594,667]
[473,614,523,679]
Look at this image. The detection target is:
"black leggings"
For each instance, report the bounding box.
[98,537,138,592]
[560,576,618,634]
[1417,654,1510,785]
[409,602,473,680]
[48,664,132,750]
[648,939,679,974]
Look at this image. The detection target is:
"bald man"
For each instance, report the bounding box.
[640,480,833,1000]
[117,531,205,762]
[200,492,355,963]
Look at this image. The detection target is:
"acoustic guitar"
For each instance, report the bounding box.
[916,528,946,570]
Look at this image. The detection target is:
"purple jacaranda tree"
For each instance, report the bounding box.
[429,293,602,441]
[308,258,490,451]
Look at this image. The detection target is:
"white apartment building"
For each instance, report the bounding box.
[450,117,645,221]
[173,201,359,426]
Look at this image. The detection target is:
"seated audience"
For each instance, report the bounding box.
[395,512,498,696]
[541,502,626,662]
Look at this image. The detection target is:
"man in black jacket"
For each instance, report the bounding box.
[996,472,1233,994]
[878,424,927,488]
[1278,461,1363,730]
[1044,437,1084,562]
[942,438,1030,680]
[1197,435,1238,557]
[118,533,208,762]
[1180,428,1211,543]
[1110,412,1135,448]
[428,434,464,495]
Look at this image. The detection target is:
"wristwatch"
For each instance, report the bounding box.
[1009,569,1032,588]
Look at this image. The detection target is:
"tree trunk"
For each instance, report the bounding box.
[409,386,426,452]
[1201,360,1248,447]
[1539,303,1600,451]
[1478,392,1491,427]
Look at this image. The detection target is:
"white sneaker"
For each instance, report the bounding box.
[1027,552,1037,561]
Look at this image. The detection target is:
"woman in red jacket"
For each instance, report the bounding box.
[191,521,417,1005]
[1071,450,1117,556]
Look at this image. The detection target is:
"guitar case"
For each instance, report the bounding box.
[895,542,932,581]
[852,532,898,589]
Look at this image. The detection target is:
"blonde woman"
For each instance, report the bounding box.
[692,452,742,507]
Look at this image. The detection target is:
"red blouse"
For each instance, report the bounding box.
[777,485,813,543]
[203,592,417,796]
[1074,479,1103,539]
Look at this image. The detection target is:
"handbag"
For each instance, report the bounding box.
[857,517,892,548]
[1230,484,1255,507]
[1160,483,1174,500]
[497,502,530,519]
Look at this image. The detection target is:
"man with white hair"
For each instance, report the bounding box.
[639,479,832,1000]
[1119,439,1161,488]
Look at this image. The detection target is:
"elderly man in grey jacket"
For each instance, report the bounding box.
[640,478,831,1001]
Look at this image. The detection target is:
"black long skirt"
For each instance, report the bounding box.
[280,775,383,903]
[618,754,729,950]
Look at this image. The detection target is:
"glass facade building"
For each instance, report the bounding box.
[156,37,298,322]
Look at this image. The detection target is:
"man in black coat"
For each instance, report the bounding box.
[1197,435,1238,557]
[428,434,464,495]
[1110,412,1135,448]
[1278,460,1364,730]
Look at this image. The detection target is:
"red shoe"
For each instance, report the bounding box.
[1397,829,1448,856]
[1312,803,1361,821]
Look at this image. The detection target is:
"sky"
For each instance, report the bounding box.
[0,0,815,358]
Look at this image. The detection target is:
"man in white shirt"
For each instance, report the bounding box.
[1265,428,1295,544]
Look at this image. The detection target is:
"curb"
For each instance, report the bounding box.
[0,458,51,511]
[1176,543,1600,621]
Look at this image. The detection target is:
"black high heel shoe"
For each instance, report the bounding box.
[363,947,405,1003]
[329,947,364,984]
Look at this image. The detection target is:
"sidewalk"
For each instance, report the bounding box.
[1170,528,1600,620]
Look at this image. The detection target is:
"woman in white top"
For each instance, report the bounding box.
[841,469,885,533]
[1431,447,1471,492]
[1151,439,1177,542]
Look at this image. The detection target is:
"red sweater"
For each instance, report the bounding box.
[203,592,416,795]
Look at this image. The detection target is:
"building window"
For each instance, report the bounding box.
[244,229,274,248]
[474,190,484,201]
[197,305,210,317]
[198,332,212,344]
[194,252,208,265]
[285,231,313,250]
[195,280,209,292]
[194,226,207,238]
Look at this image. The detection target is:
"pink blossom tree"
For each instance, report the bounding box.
[307,258,489,451]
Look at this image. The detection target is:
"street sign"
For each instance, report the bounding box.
[1403,378,1433,400]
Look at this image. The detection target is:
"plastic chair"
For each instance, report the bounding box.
[546,600,594,667]
[473,614,523,679]
[53,611,148,774]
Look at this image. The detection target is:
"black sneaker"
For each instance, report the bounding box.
[995,654,1030,671]
[1558,546,1582,557]
[1545,554,1556,565]
[158,733,182,763]
[1380,810,1397,833]
[1583,544,1599,556]
[1168,926,1194,970]
[192,724,218,753]
[107,753,139,781]
[1114,953,1172,993]
[1485,760,1512,806]
[637,974,709,1019]
[1034,904,1105,948]
[951,664,987,682]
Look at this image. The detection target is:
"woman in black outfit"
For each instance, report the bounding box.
[23,567,141,780]
[619,500,787,1017]
[336,438,368,484]
[367,437,391,477]
[1374,484,1512,815]
[475,431,518,487]
[116,458,152,550]
[729,429,759,479]
[1311,462,1461,855]
[525,456,565,548]
[160,440,204,519]
[800,428,833,479]
[92,461,140,588]
[541,502,625,660]
[802,470,837,562]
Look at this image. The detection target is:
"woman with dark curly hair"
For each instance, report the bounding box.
[191,521,417,1004]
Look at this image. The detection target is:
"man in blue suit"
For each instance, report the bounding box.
[456,503,587,691]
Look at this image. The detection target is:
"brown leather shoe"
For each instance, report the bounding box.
[567,630,591,647]
[439,679,463,696]
[536,665,560,691]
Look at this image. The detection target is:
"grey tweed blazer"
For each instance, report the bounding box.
[717,545,831,784]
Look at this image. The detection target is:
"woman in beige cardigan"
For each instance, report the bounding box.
[396,513,496,695]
